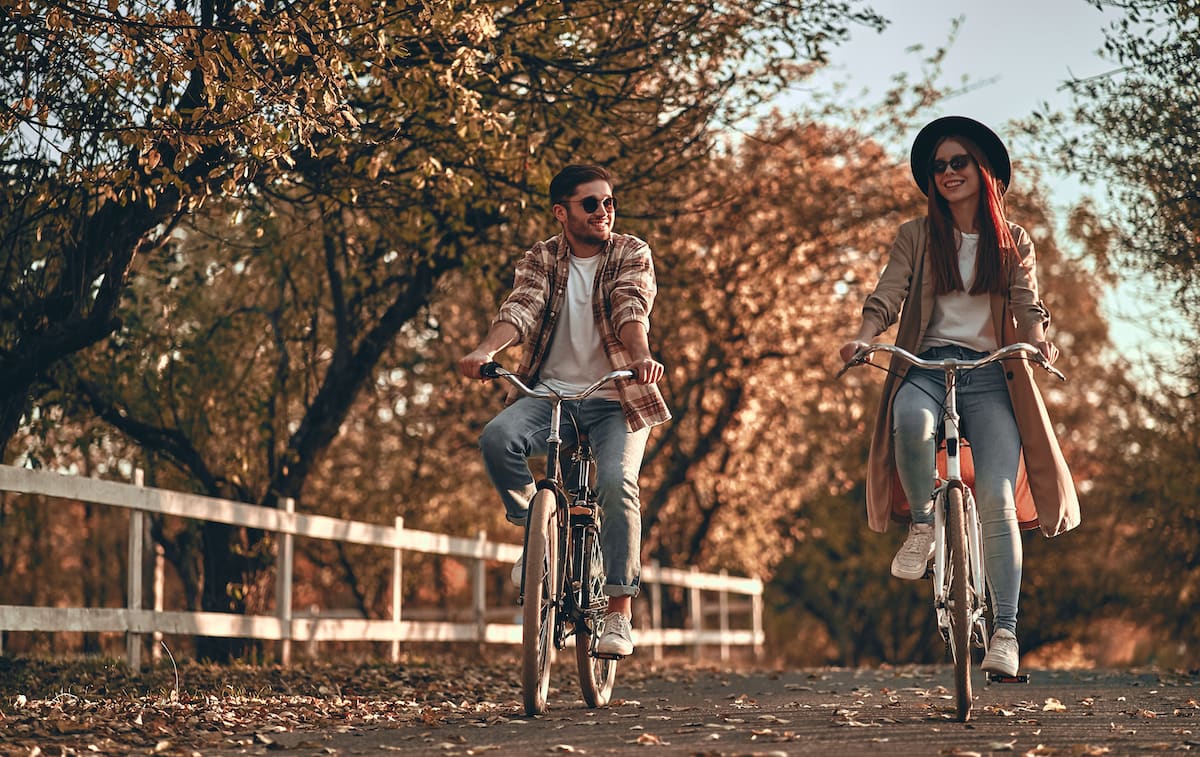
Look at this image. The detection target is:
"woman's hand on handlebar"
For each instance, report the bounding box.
[1032,339,1060,365]
[626,356,664,385]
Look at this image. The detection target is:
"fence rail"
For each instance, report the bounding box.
[0,464,763,667]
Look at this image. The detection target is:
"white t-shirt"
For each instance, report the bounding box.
[920,233,999,354]
[537,253,619,400]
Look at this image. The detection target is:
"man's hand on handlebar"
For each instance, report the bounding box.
[839,341,870,365]
[625,356,664,385]
[459,349,496,380]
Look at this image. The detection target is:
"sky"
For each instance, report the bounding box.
[797,0,1182,364]
[807,0,1119,207]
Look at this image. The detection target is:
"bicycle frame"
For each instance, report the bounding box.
[927,365,988,653]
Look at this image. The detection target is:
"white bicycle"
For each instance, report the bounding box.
[839,342,1065,721]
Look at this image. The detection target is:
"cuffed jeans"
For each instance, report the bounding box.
[479,396,649,598]
[892,345,1023,635]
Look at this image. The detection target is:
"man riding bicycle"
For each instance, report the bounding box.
[460,164,669,657]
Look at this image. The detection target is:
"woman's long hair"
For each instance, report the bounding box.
[925,136,1018,296]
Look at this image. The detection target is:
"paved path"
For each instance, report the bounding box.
[250,665,1199,756]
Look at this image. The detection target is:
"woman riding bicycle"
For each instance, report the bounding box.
[838,116,1080,677]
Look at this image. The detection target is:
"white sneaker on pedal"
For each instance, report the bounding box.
[512,551,550,587]
[596,612,634,656]
[891,522,935,580]
[981,629,1020,676]
[510,554,524,587]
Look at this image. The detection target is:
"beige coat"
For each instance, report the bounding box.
[860,218,1080,537]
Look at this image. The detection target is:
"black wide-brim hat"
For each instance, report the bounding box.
[909,116,1011,196]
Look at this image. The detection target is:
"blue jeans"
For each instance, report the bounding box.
[892,345,1023,635]
[479,396,649,598]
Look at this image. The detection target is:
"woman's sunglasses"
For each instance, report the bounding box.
[560,196,616,213]
[932,154,973,175]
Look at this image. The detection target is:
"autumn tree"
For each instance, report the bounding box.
[0,0,374,451]
[619,113,924,661]
[3,0,887,656]
[1026,0,1200,666]
[1030,0,1200,319]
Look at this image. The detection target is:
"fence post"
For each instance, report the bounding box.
[152,542,164,664]
[649,559,663,662]
[718,569,730,663]
[126,469,145,670]
[277,497,295,666]
[473,530,487,649]
[689,566,702,663]
[391,516,404,663]
[752,590,764,660]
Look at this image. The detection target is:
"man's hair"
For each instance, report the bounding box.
[549,164,613,205]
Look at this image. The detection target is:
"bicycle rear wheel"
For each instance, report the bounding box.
[946,484,973,722]
[574,522,616,707]
[521,489,558,715]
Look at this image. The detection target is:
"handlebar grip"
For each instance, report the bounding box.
[480,362,501,379]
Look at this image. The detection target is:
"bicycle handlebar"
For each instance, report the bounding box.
[479,362,636,401]
[836,342,1066,382]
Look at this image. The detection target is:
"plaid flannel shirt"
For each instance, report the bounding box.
[494,232,671,432]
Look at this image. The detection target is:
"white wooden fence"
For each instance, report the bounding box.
[0,464,764,668]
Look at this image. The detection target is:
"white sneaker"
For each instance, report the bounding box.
[982,629,1020,676]
[510,554,523,587]
[595,612,634,656]
[891,523,935,580]
[512,551,549,587]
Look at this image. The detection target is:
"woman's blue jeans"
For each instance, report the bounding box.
[479,396,649,598]
[892,345,1023,635]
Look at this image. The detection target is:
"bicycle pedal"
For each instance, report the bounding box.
[987,673,1030,684]
[592,652,625,661]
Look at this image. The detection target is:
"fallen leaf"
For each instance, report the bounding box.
[634,733,669,745]
[1042,698,1067,712]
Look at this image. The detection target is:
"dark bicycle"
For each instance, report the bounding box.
[480,362,631,715]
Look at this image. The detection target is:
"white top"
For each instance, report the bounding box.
[920,233,999,354]
[537,253,619,400]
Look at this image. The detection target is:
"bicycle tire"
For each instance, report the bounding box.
[575,523,616,707]
[946,484,973,722]
[521,489,558,715]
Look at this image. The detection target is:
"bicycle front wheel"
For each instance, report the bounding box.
[521,489,558,716]
[575,523,616,707]
[946,484,973,722]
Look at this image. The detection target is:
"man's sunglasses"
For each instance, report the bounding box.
[560,196,616,213]
[932,154,973,175]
